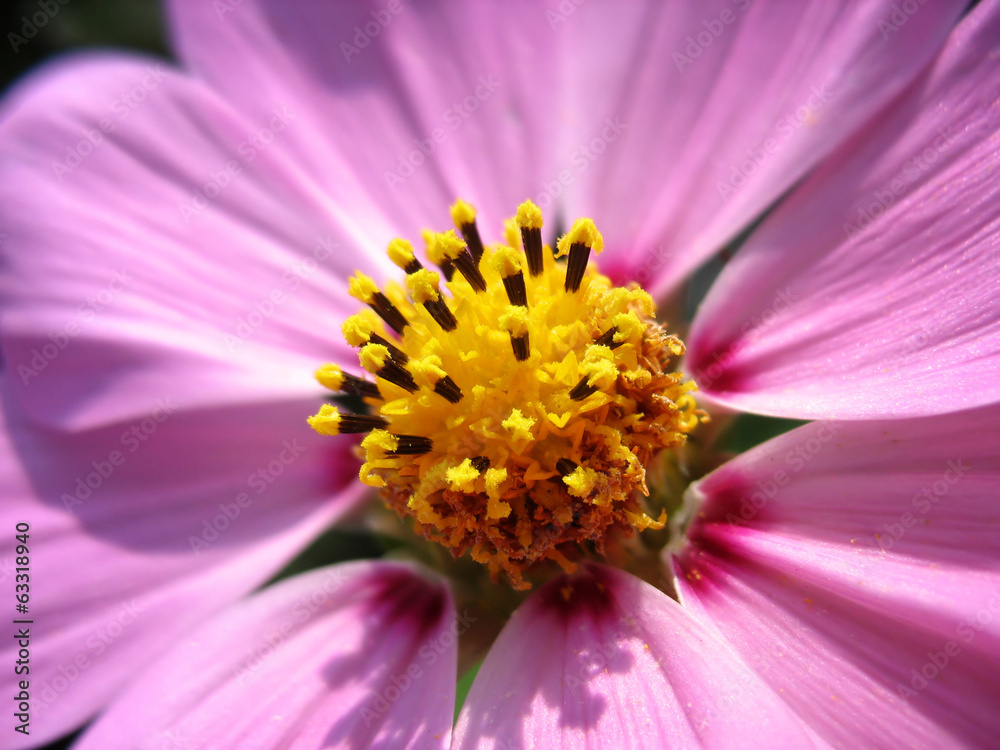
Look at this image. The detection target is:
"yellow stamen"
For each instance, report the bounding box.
[308,199,703,589]
[406,269,442,304]
[446,458,481,492]
[515,200,543,230]
[450,199,477,228]
[564,465,599,499]
[493,246,522,279]
[387,238,419,272]
[347,272,379,304]
[427,230,467,266]
[307,404,342,435]
[499,306,530,338]
[359,343,390,373]
[342,312,375,346]
[315,364,345,391]
[555,218,604,256]
[501,408,536,443]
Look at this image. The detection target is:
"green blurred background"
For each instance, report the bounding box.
[2,0,168,94]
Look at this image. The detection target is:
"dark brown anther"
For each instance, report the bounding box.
[338,413,390,434]
[521,226,544,277]
[569,375,598,401]
[388,434,434,456]
[594,327,623,351]
[556,458,578,476]
[459,220,486,264]
[433,375,463,404]
[564,242,590,293]
[368,292,409,335]
[339,371,383,399]
[510,334,530,362]
[367,333,409,365]
[501,271,527,308]
[378,360,419,393]
[423,298,458,332]
[452,250,487,293]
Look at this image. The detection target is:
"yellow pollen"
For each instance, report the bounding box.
[516,200,543,229]
[348,272,379,304]
[556,218,604,256]
[342,312,376,346]
[361,429,398,453]
[309,200,704,589]
[406,269,442,304]
[387,238,417,270]
[579,345,618,391]
[314,364,345,391]
[446,458,481,492]
[493,245,522,278]
[499,306,529,338]
[450,199,477,228]
[503,219,521,250]
[564,465,599,499]
[410,355,447,389]
[307,403,342,435]
[427,230,467,265]
[501,408,536,443]
[359,343,390,373]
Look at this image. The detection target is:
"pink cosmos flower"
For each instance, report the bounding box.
[2,0,999,747]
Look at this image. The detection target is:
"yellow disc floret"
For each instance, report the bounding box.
[308,200,704,588]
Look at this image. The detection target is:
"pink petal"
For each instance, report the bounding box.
[687,0,1000,418]
[0,57,386,745]
[0,401,362,748]
[167,0,562,239]
[674,406,1000,748]
[554,0,967,291]
[0,54,392,431]
[455,564,812,749]
[74,562,455,750]
[168,1,964,289]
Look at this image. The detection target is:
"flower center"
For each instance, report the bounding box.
[309,199,701,589]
